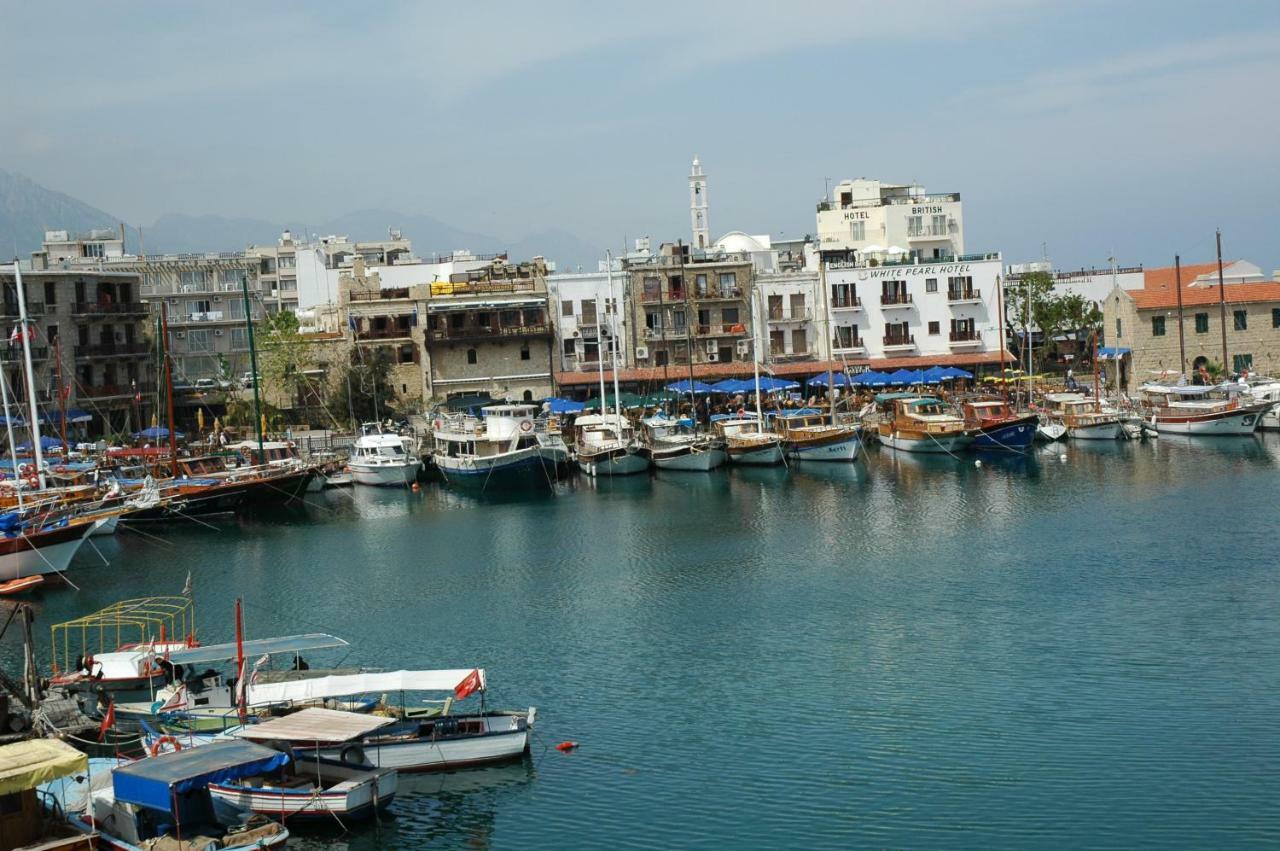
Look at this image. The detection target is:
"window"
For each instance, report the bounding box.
[278,254,296,269]
[44,280,57,305]
[697,309,710,326]
[850,221,865,241]
[718,272,737,296]
[830,283,857,308]
[220,269,242,284]
[833,325,858,349]
[932,214,948,235]
[655,350,669,367]
[792,329,806,353]
[907,215,923,236]
[186,329,210,351]
[520,346,530,361]
[562,338,575,356]
[722,307,740,325]
[466,348,477,365]
[925,278,937,293]
[1115,318,1122,337]
[1233,353,1253,373]
[1273,308,1280,328]
[927,321,940,335]
[179,270,207,288]
[47,324,58,345]
[695,274,708,296]
[82,243,104,258]
[561,299,574,317]
[1233,309,1247,331]
[398,344,415,365]
[230,328,248,350]
[1195,312,1209,334]
[1152,316,1166,337]
[580,299,597,323]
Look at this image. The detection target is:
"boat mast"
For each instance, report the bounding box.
[0,369,24,509]
[1092,332,1101,412]
[54,335,67,453]
[679,243,697,428]
[12,262,45,489]
[160,304,179,479]
[995,273,1009,403]
[607,251,623,424]
[240,274,265,460]
[752,287,764,432]
[1023,275,1032,410]
[595,280,607,413]
[1218,229,1228,376]
[1174,255,1186,377]
[234,597,247,722]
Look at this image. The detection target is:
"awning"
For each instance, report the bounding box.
[167,633,349,665]
[247,668,483,707]
[0,739,87,796]
[665,380,717,394]
[544,397,585,414]
[234,708,395,744]
[112,740,290,813]
[1097,347,1130,360]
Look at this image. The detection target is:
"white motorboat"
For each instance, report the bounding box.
[1242,376,1280,430]
[638,417,727,471]
[1141,383,1271,435]
[575,413,649,476]
[431,405,566,485]
[349,424,422,486]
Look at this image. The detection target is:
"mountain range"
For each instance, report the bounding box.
[0,169,602,271]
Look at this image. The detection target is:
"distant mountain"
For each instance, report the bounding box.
[0,169,122,258]
[0,171,603,270]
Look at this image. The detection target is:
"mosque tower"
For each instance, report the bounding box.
[689,156,709,249]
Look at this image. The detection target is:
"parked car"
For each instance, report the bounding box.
[195,378,217,390]
[241,371,261,388]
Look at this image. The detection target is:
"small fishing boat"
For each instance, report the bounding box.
[41,742,290,851]
[960,399,1038,451]
[1041,394,1125,440]
[0,738,97,850]
[575,413,649,476]
[1140,383,1271,435]
[431,405,566,485]
[638,417,727,471]
[349,423,422,486]
[206,709,398,823]
[713,415,786,466]
[323,469,355,488]
[1035,417,1067,442]
[0,513,95,584]
[772,410,861,462]
[876,395,973,453]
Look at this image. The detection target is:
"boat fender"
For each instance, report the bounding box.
[340,744,367,766]
[555,741,578,752]
[54,465,67,473]
[520,420,533,433]
[974,460,982,467]
[411,482,420,492]
[150,735,183,757]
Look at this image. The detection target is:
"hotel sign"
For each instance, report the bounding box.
[856,263,972,280]
[841,210,870,221]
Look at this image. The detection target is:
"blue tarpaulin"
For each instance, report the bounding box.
[665,380,717,394]
[15,436,67,453]
[112,740,290,813]
[543,398,586,414]
[40,408,92,425]
[1097,347,1130,360]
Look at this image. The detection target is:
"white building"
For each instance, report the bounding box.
[823,254,1005,364]
[1006,259,1144,306]
[294,246,499,313]
[816,178,965,262]
[546,265,628,374]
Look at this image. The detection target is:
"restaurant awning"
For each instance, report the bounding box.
[113,740,290,813]
[234,707,395,744]
[0,738,87,796]
[1097,347,1131,360]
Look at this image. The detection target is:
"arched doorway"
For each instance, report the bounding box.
[1192,355,1208,384]
[522,389,533,402]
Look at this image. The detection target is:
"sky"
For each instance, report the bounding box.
[2,0,1277,271]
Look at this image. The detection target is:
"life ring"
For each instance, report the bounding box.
[339,744,367,766]
[149,735,183,757]
[519,420,533,433]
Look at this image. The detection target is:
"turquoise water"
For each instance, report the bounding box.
[5,436,1280,849]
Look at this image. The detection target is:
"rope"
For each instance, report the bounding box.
[18,530,81,591]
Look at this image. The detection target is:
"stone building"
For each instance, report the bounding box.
[338,258,424,407]
[421,257,554,402]
[1104,262,1280,390]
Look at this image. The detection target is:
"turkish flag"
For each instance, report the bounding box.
[97,702,115,742]
[454,669,482,700]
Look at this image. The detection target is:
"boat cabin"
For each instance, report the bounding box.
[961,399,1014,428]
[0,739,94,851]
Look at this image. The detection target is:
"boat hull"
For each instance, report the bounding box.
[90,514,119,536]
[435,447,558,485]
[1067,421,1124,440]
[577,448,649,477]
[785,435,861,462]
[350,460,421,486]
[727,441,786,466]
[1036,421,1067,442]
[316,712,533,773]
[879,431,973,454]
[648,446,727,471]
[1149,406,1266,435]
[208,758,397,823]
[970,418,1037,451]
[0,521,93,583]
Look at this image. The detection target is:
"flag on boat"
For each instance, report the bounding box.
[97,701,115,741]
[250,653,271,685]
[454,668,483,699]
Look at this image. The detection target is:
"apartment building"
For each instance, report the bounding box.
[338,258,424,406]
[247,230,414,314]
[816,179,965,262]
[546,266,627,375]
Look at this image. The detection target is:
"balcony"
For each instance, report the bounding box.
[830,297,862,311]
[81,381,156,400]
[907,224,955,240]
[882,334,916,350]
[948,330,982,348]
[640,289,687,304]
[880,293,914,308]
[0,346,48,361]
[349,287,411,302]
[75,343,150,358]
[643,326,688,341]
[767,309,811,322]
[771,350,815,363]
[356,326,415,341]
[73,302,149,317]
[574,316,599,339]
[427,322,552,343]
[947,288,981,304]
[187,310,225,322]
[1,302,44,317]
[695,323,749,337]
[832,337,865,354]
[695,288,743,301]
[429,279,538,297]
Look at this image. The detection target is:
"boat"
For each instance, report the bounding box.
[575,413,649,476]
[1035,418,1067,442]
[772,410,861,462]
[1140,383,1272,435]
[0,514,95,584]
[960,399,1039,451]
[40,741,289,851]
[714,416,785,465]
[0,738,97,850]
[638,417,727,471]
[0,573,44,595]
[431,405,564,485]
[349,423,422,486]
[206,708,398,823]
[1041,393,1125,440]
[1241,376,1280,430]
[876,395,974,453]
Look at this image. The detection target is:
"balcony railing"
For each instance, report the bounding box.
[430,279,538,297]
[574,317,599,339]
[356,326,414,341]
[947,288,981,303]
[696,288,743,301]
[880,293,913,306]
[830,297,862,310]
[883,334,916,347]
[73,302,149,316]
[640,289,687,304]
[767,309,812,321]
[643,326,688,341]
[0,346,48,361]
[187,310,225,322]
[75,343,150,358]
[948,330,980,342]
[695,323,749,336]
[907,224,954,239]
[427,323,551,343]
[349,288,411,302]
[832,338,865,352]
[771,351,814,362]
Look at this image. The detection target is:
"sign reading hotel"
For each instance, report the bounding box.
[855,263,972,280]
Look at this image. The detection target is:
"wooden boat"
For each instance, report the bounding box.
[575,413,649,476]
[1141,383,1272,435]
[1041,393,1125,440]
[876,395,973,453]
[207,709,397,823]
[0,514,95,584]
[713,416,785,466]
[0,573,44,595]
[40,743,289,851]
[961,399,1038,451]
[0,739,97,851]
[772,410,860,462]
[638,417,726,471]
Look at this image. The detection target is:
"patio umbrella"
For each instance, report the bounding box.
[665,380,717,395]
[755,376,801,392]
[544,398,586,415]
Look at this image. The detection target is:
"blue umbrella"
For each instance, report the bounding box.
[544,397,585,414]
[133,426,184,441]
[709,379,747,393]
[39,408,92,425]
[945,367,974,379]
[855,370,892,387]
[15,435,66,453]
[756,376,801,392]
[922,367,950,384]
[885,369,917,385]
[807,372,853,387]
[665,380,717,394]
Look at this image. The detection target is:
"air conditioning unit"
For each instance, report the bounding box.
[214,329,224,336]
[168,298,178,305]
[175,331,186,339]
[572,330,581,338]
[705,340,717,354]
[706,352,719,362]
[736,340,750,355]
[634,345,649,360]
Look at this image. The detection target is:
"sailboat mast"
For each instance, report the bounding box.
[1215,230,1229,375]
[679,244,696,427]
[54,335,67,452]
[1093,333,1101,412]
[12,263,45,489]
[234,597,247,722]
[607,251,623,423]
[752,288,764,431]
[160,304,179,479]
[1174,255,1186,376]
[0,370,25,509]
[240,274,265,460]
[995,273,1009,402]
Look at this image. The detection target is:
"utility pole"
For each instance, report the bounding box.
[1215,230,1229,375]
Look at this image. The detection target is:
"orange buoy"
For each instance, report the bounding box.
[555,741,578,752]
[410,482,420,492]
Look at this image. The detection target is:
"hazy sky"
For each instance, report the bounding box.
[2,0,1277,270]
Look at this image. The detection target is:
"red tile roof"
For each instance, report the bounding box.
[1142,262,1222,293]
[1129,280,1280,310]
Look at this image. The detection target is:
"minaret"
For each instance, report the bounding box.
[689,156,709,249]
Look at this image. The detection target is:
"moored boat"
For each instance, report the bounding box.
[638,417,727,471]
[714,416,785,466]
[960,399,1038,451]
[772,410,861,462]
[876,395,973,453]
[349,424,422,486]
[1141,383,1271,435]
[431,405,563,486]
[575,413,649,476]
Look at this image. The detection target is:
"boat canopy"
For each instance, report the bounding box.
[905,397,943,408]
[874,392,920,403]
[0,739,87,796]
[1140,382,1236,396]
[167,633,348,665]
[247,668,484,706]
[543,398,585,414]
[1097,347,1131,360]
[234,707,395,744]
[769,408,822,419]
[51,595,196,674]
[113,740,290,813]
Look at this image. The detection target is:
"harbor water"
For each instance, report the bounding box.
[5,436,1280,848]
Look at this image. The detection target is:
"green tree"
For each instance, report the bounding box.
[257,310,313,408]
[327,347,398,426]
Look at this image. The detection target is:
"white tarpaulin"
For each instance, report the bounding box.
[247,668,484,706]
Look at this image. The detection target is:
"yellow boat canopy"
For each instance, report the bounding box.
[0,738,87,795]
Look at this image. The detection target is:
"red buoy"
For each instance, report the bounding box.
[555,741,578,752]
